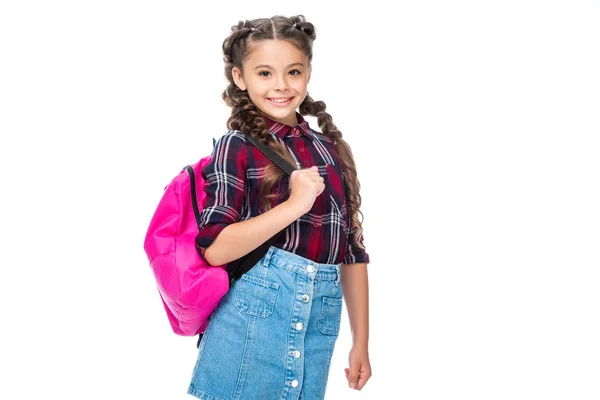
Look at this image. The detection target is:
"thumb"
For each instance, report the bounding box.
[347,363,360,389]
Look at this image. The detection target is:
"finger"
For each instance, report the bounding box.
[355,367,371,390]
[317,185,325,197]
[348,363,360,389]
[355,371,367,390]
[306,166,320,174]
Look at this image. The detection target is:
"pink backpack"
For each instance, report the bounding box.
[143,135,295,338]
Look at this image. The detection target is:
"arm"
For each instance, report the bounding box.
[341,227,372,390]
[341,226,371,344]
[204,201,303,266]
[341,262,369,347]
[195,133,305,267]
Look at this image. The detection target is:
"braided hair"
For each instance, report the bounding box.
[221,15,367,252]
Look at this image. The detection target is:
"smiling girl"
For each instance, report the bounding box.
[187,15,372,400]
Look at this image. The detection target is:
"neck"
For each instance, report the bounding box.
[260,110,298,127]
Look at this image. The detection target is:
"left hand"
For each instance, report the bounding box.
[344,344,372,391]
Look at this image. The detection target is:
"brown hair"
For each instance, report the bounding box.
[221,14,366,252]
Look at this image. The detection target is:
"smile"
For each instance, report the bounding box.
[267,97,293,106]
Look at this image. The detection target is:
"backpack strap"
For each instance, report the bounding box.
[244,134,296,176]
[184,165,202,228]
[223,134,297,286]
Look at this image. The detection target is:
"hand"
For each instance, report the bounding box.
[287,166,325,215]
[345,344,372,391]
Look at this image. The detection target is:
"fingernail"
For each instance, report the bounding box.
[350,383,356,389]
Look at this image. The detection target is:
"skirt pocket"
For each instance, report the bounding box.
[234,274,280,318]
[317,296,343,336]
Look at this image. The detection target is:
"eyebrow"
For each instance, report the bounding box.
[254,62,305,70]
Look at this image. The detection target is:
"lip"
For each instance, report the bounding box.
[267,97,294,107]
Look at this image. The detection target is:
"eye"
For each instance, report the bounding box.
[258,71,270,77]
[289,69,302,76]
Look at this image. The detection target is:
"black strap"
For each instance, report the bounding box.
[223,134,296,283]
[184,165,202,227]
[244,134,297,176]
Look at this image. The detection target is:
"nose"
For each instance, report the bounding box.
[275,73,289,91]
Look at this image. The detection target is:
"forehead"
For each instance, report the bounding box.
[245,39,308,67]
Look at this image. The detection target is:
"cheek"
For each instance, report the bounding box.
[247,80,269,98]
[292,79,308,93]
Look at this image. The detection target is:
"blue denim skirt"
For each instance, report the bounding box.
[187,245,343,400]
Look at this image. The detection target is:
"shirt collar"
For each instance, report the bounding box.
[261,112,317,142]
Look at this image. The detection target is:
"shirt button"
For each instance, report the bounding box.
[299,147,305,153]
[291,380,299,388]
[293,350,301,359]
[295,322,304,331]
[313,222,321,227]
[301,294,310,303]
[306,265,315,273]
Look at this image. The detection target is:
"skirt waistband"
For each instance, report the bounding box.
[261,245,341,284]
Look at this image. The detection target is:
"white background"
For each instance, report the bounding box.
[1,1,599,399]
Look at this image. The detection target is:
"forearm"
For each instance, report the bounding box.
[340,262,369,347]
[204,200,304,266]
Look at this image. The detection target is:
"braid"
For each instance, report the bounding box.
[300,94,367,251]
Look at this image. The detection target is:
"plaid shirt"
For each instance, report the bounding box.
[195,112,370,265]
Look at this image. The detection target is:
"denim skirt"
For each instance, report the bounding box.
[187,245,343,400]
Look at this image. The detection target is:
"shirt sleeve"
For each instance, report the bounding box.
[195,133,247,265]
[342,227,371,265]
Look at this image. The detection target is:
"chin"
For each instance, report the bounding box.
[264,105,295,117]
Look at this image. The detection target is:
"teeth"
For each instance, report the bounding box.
[269,98,291,103]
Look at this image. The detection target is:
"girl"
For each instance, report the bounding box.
[188,15,371,400]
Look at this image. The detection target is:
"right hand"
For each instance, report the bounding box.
[287,166,325,214]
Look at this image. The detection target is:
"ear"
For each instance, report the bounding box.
[232,66,247,91]
[306,65,312,84]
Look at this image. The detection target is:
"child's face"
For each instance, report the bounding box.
[232,39,311,127]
